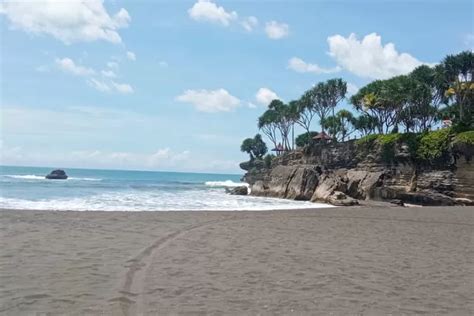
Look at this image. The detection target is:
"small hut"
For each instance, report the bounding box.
[312,131,333,144]
[271,143,285,156]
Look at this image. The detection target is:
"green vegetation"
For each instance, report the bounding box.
[453,131,474,146]
[295,131,319,147]
[241,51,473,163]
[263,153,276,168]
[240,134,268,160]
[417,129,453,161]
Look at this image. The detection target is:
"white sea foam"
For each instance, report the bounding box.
[0,190,333,212]
[205,180,249,188]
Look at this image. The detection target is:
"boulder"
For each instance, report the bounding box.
[226,186,248,195]
[326,191,359,206]
[311,171,346,202]
[45,169,68,180]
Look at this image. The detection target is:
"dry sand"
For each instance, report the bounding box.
[0,206,473,315]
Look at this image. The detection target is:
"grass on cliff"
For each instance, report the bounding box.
[355,128,472,163]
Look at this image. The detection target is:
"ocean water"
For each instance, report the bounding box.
[0,166,331,211]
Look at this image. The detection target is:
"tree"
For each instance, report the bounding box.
[240,134,268,160]
[321,110,356,141]
[268,100,297,150]
[290,97,315,138]
[295,131,319,147]
[440,51,474,126]
[354,114,378,136]
[325,78,348,117]
[350,77,405,134]
[258,108,279,149]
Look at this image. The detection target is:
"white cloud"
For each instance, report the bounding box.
[255,88,280,106]
[101,69,117,78]
[327,33,427,79]
[176,89,240,113]
[247,102,257,109]
[265,21,289,39]
[158,61,168,68]
[56,58,95,76]
[87,78,134,94]
[188,0,237,26]
[87,78,111,92]
[107,61,119,69]
[54,57,132,94]
[347,83,359,96]
[111,81,134,94]
[0,0,130,44]
[241,16,258,32]
[288,57,341,74]
[126,51,136,61]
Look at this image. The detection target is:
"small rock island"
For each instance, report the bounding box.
[45,169,68,180]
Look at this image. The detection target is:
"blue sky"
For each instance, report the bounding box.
[1,0,473,173]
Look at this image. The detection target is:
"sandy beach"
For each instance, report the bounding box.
[1,206,473,315]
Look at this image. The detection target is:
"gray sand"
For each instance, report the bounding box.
[1,206,473,315]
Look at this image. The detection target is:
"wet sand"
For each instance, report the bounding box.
[1,206,473,315]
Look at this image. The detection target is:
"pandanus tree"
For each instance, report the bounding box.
[354,114,379,136]
[321,110,356,142]
[258,109,279,149]
[350,78,405,134]
[440,51,474,126]
[240,134,268,160]
[303,78,347,133]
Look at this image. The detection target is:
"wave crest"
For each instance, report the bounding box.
[205,180,249,188]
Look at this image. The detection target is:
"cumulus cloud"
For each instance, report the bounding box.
[53,57,133,94]
[101,69,117,78]
[87,78,111,92]
[347,83,359,96]
[255,88,280,106]
[265,21,289,39]
[241,16,258,32]
[176,89,240,113]
[111,81,134,94]
[188,0,237,26]
[107,61,119,69]
[288,57,341,74]
[0,0,131,44]
[56,58,95,76]
[126,51,136,61]
[327,33,426,79]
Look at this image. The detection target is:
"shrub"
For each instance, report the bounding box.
[263,154,276,168]
[355,134,379,146]
[453,130,474,146]
[295,131,319,147]
[417,128,453,161]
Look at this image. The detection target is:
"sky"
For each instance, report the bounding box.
[1,0,473,174]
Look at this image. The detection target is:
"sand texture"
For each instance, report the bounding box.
[1,206,473,315]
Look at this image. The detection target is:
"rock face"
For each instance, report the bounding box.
[226,186,248,195]
[45,169,68,180]
[242,139,474,206]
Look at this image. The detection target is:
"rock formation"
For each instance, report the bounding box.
[242,138,474,206]
[45,169,68,180]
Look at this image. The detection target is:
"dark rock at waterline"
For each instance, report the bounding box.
[226,186,249,195]
[45,169,68,180]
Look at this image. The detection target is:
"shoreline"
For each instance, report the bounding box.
[1,206,473,315]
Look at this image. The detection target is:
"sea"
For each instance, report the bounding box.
[0,166,331,211]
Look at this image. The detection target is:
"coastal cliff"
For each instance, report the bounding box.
[241,131,474,206]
